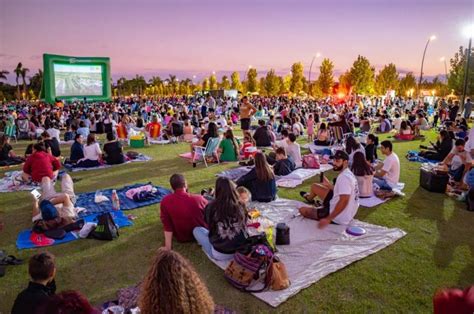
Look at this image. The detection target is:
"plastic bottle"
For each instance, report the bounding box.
[111,190,121,210]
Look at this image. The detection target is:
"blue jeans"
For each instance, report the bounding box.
[449,164,465,182]
[373,177,393,191]
[192,227,234,261]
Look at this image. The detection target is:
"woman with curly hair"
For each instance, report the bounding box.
[139,248,215,314]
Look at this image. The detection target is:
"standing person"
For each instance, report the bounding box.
[139,248,215,314]
[299,150,359,228]
[160,174,208,250]
[239,96,256,131]
[374,140,400,190]
[464,98,472,120]
[236,152,277,202]
[449,101,460,121]
[11,252,57,314]
[307,113,315,142]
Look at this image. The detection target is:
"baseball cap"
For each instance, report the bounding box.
[332,150,349,161]
[39,200,58,221]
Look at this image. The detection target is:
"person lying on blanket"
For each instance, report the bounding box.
[373,141,400,191]
[160,174,208,250]
[299,150,359,228]
[22,143,61,183]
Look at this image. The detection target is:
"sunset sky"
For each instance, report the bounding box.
[1,0,473,83]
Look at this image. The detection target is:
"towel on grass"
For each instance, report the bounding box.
[64,154,152,172]
[75,183,171,216]
[0,171,41,193]
[205,198,406,307]
[406,150,439,164]
[358,183,406,208]
[16,210,132,249]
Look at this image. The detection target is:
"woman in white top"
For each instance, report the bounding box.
[345,136,365,167]
[350,151,374,198]
[76,134,102,168]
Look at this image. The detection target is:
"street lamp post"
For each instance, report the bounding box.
[440,57,448,96]
[418,35,436,98]
[461,25,473,110]
[308,52,321,96]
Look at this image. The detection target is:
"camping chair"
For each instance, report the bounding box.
[193,137,221,167]
[329,126,344,145]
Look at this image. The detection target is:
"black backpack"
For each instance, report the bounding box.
[89,213,119,241]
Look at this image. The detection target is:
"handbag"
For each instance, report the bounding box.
[270,257,290,290]
[302,154,320,169]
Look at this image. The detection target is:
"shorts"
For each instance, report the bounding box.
[241,118,251,130]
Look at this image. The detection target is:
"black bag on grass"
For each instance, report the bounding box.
[89,213,119,241]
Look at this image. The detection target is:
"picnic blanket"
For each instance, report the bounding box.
[207,198,406,307]
[358,183,406,208]
[75,183,171,216]
[0,171,41,193]
[406,150,439,164]
[149,139,170,145]
[216,165,333,188]
[301,143,336,155]
[16,210,132,249]
[64,154,152,172]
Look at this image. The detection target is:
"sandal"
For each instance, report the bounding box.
[299,191,315,204]
[0,255,23,266]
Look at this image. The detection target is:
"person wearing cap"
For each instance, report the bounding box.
[299,150,359,228]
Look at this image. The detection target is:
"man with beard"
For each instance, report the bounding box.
[298,150,359,228]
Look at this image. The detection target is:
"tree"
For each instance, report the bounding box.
[375,63,399,95]
[317,58,334,95]
[264,69,281,96]
[230,71,242,91]
[28,69,43,98]
[448,46,474,96]
[348,55,375,95]
[221,75,231,89]
[209,74,218,90]
[14,63,22,100]
[290,62,304,94]
[338,71,352,95]
[20,67,29,98]
[202,78,209,91]
[246,68,258,93]
[0,70,9,81]
[397,72,417,97]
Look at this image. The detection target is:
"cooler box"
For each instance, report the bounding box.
[419,167,449,193]
[130,138,145,148]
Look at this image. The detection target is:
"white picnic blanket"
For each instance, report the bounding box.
[0,171,41,193]
[358,183,406,208]
[301,143,338,154]
[207,198,406,307]
[66,154,152,172]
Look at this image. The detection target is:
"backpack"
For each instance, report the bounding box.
[302,154,320,169]
[89,212,119,241]
[132,190,155,202]
[224,244,274,292]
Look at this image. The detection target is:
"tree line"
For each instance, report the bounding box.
[0,46,472,101]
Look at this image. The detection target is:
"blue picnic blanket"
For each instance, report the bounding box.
[406,150,439,164]
[76,183,171,216]
[16,210,132,249]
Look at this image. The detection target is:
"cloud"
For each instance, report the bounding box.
[0,53,17,60]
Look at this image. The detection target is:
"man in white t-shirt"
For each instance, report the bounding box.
[299,150,359,228]
[441,138,472,183]
[374,140,400,190]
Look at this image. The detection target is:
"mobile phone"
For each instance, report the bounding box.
[320,173,324,183]
[30,189,41,200]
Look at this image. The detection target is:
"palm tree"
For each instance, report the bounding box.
[28,69,43,98]
[0,70,9,82]
[117,77,126,96]
[20,67,30,99]
[14,63,22,100]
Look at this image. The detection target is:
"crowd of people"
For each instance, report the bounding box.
[2,93,474,313]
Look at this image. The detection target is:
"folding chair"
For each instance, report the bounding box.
[329,126,344,145]
[193,137,221,167]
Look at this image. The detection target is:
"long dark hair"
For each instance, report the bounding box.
[208,177,246,224]
[351,151,374,176]
[254,152,274,182]
[225,129,239,159]
[345,136,361,154]
[207,122,218,138]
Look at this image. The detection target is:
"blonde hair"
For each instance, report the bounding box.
[139,248,215,314]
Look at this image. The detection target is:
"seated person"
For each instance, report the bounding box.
[273,147,296,176]
[364,134,378,163]
[395,120,414,138]
[63,125,75,142]
[273,129,289,150]
[160,174,208,250]
[182,119,194,142]
[441,138,472,184]
[314,123,330,146]
[193,177,248,260]
[299,150,359,227]
[46,124,61,143]
[191,122,219,154]
[286,133,302,168]
[377,115,392,133]
[236,186,252,206]
[75,134,102,168]
[419,130,453,161]
[103,133,126,165]
[68,134,84,164]
[241,131,256,159]
[22,143,60,183]
[414,113,430,136]
[351,151,374,198]
[76,121,90,139]
[0,134,24,166]
[36,290,97,314]
[253,119,273,147]
[236,152,277,202]
[41,131,61,158]
[11,252,57,314]
[374,140,400,191]
[145,115,162,140]
[345,136,365,167]
[218,129,240,162]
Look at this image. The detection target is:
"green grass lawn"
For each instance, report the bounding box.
[0,130,473,313]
